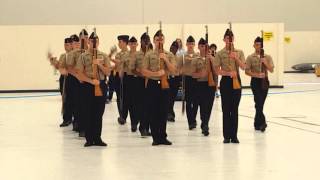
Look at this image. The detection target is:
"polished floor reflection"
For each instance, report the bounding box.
[0,74,320,180]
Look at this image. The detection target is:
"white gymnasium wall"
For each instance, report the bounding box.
[0,23,284,91]
[0,0,319,31]
[284,31,320,71]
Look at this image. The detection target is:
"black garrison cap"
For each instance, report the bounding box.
[70,34,79,42]
[198,38,206,45]
[129,36,137,43]
[117,35,129,43]
[64,38,72,43]
[186,35,195,43]
[224,28,234,38]
[79,29,88,37]
[89,32,98,39]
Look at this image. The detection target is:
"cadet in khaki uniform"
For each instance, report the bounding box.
[123,36,139,132]
[167,41,180,122]
[113,35,130,125]
[141,30,176,146]
[57,38,73,96]
[245,37,274,132]
[66,30,88,135]
[76,32,110,147]
[50,37,73,127]
[136,32,152,137]
[214,29,246,144]
[181,36,200,130]
[193,38,217,136]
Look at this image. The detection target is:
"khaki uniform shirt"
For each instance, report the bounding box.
[129,50,145,76]
[114,49,130,73]
[142,49,176,80]
[214,47,245,72]
[197,55,212,82]
[181,52,203,76]
[66,49,82,68]
[76,49,110,80]
[246,53,274,73]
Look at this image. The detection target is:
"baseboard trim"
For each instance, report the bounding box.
[0,89,59,93]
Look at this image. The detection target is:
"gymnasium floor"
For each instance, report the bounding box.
[0,73,319,180]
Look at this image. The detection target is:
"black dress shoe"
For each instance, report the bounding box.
[131,125,137,132]
[223,139,231,143]
[59,120,72,127]
[94,140,107,146]
[59,122,68,127]
[189,123,197,130]
[84,142,94,147]
[152,141,160,146]
[260,124,267,132]
[231,138,240,143]
[117,117,126,125]
[161,139,172,145]
[202,130,210,136]
[201,126,209,136]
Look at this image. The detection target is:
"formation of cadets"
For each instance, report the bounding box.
[48,25,274,147]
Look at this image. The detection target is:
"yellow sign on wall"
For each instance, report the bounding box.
[263,32,273,41]
[284,37,291,44]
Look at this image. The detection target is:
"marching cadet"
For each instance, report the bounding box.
[75,31,110,147]
[57,38,73,95]
[113,35,130,125]
[58,38,73,127]
[123,36,139,132]
[245,36,274,132]
[214,28,246,144]
[141,30,176,146]
[193,38,217,136]
[182,36,199,130]
[48,37,73,127]
[167,41,180,122]
[66,30,88,137]
[136,32,152,137]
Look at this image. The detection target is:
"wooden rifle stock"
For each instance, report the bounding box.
[228,22,241,89]
[159,22,169,89]
[205,25,216,88]
[80,31,85,53]
[92,28,103,96]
